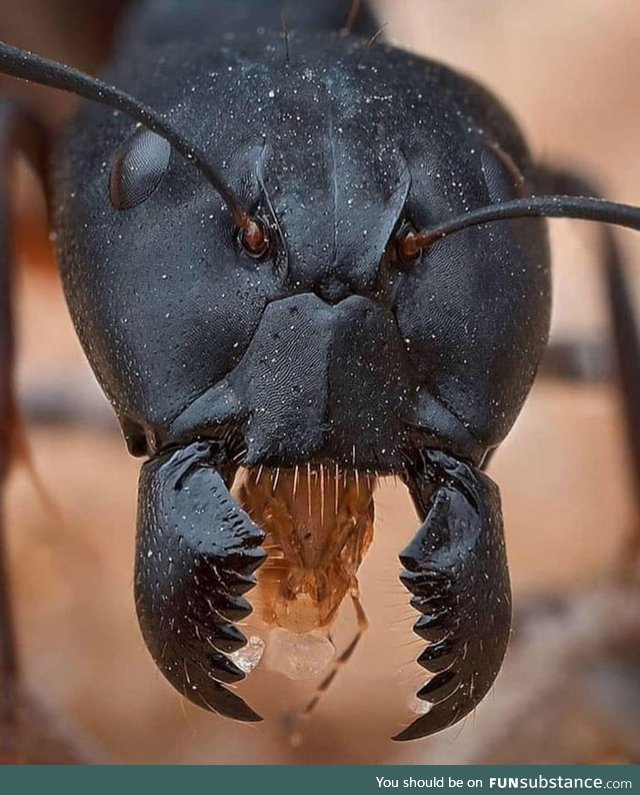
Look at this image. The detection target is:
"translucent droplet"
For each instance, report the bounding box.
[265,628,335,680]
[229,635,265,674]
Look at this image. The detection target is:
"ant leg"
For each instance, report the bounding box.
[289,584,369,745]
[0,450,18,761]
[539,339,612,384]
[542,166,640,578]
[0,101,47,761]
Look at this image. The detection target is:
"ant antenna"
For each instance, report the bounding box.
[0,41,250,228]
[401,194,640,257]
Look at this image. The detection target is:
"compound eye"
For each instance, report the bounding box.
[109,127,171,210]
[239,216,272,260]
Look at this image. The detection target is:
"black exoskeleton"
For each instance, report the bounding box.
[2,0,640,741]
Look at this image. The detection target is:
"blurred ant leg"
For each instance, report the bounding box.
[289,585,369,746]
[543,166,640,578]
[344,0,364,32]
[0,102,48,761]
[539,339,613,384]
[22,380,118,434]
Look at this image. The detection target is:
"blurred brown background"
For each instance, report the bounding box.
[1,0,640,765]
